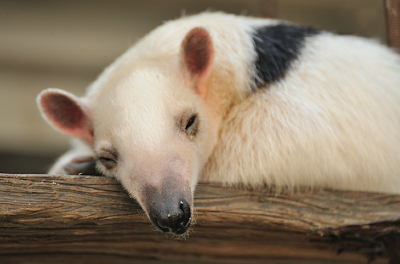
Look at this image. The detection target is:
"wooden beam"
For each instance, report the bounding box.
[384,0,400,53]
[260,0,278,18]
[0,173,399,263]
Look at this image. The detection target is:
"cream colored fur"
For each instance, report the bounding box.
[45,12,400,194]
[49,138,94,174]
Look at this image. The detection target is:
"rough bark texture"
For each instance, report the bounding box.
[0,173,399,264]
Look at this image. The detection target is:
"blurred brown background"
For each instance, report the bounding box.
[0,0,386,174]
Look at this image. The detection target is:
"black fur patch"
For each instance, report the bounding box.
[252,24,319,88]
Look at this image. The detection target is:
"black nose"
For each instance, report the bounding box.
[149,199,191,235]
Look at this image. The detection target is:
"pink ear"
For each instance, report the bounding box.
[37,88,94,142]
[181,27,214,99]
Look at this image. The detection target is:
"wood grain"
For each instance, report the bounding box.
[0,173,399,264]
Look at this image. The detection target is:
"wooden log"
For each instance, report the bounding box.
[0,173,399,264]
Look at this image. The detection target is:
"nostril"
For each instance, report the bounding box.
[179,200,191,227]
[156,218,171,233]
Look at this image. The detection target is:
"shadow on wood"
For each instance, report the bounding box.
[0,173,399,264]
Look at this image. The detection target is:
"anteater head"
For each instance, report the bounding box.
[37,28,218,235]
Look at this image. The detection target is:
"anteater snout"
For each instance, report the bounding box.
[149,198,191,235]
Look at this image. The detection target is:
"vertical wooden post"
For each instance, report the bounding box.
[260,0,278,18]
[384,0,400,53]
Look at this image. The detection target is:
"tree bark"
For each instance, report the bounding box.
[0,173,399,264]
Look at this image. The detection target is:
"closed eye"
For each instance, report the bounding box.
[96,148,119,170]
[185,115,197,132]
[97,156,117,170]
[185,114,199,137]
[98,157,116,163]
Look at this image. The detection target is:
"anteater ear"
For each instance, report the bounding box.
[37,88,94,143]
[181,27,214,99]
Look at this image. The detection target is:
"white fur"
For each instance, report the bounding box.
[48,138,94,174]
[204,33,400,193]
[44,12,400,194]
